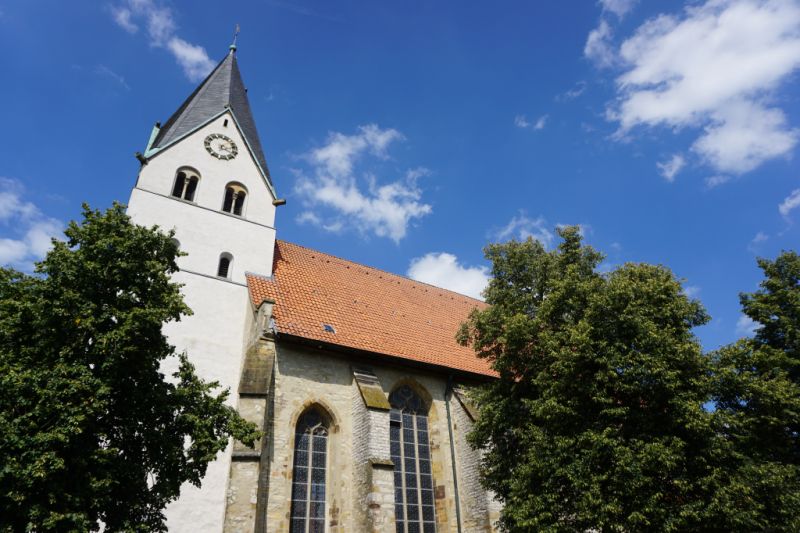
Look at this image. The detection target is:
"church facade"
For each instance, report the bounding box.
[126,46,500,533]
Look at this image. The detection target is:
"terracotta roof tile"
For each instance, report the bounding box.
[246,241,494,377]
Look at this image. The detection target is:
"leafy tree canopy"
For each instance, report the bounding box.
[709,251,800,531]
[459,227,715,532]
[0,204,260,532]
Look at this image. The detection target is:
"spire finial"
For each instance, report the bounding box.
[229,24,240,53]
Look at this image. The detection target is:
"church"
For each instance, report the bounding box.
[126,44,500,533]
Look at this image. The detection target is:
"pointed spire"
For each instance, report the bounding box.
[149,44,272,185]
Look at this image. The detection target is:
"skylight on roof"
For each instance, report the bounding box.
[322,324,336,333]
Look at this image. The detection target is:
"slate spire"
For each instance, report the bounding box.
[150,48,271,184]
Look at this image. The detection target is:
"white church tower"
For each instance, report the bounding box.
[126,44,279,532]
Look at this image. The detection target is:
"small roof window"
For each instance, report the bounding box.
[322,324,336,333]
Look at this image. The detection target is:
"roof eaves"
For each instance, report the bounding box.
[277,332,497,380]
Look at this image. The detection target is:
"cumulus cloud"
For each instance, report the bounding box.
[779,188,800,219]
[585,19,617,68]
[407,253,489,300]
[608,0,800,177]
[736,314,758,336]
[657,153,686,182]
[110,0,215,82]
[0,178,62,270]
[294,125,432,242]
[495,212,555,248]
[600,0,639,18]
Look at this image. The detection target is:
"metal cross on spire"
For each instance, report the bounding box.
[230,24,240,52]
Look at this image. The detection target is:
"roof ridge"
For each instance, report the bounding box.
[276,240,487,305]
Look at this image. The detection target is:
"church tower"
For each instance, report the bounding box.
[126,45,278,532]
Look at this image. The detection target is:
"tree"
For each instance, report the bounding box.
[708,251,800,531]
[458,227,715,531]
[0,204,260,532]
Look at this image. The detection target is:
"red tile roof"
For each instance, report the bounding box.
[246,241,495,377]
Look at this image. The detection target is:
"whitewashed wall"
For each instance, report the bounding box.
[126,111,278,532]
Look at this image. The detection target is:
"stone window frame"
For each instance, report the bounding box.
[286,400,341,533]
[388,379,450,533]
[222,181,248,217]
[171,166,201,202]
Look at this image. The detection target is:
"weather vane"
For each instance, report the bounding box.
[230,24,240,52]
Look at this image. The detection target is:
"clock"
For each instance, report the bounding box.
[204,133,238,160]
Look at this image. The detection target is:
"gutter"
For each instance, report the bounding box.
[445,374,463,533]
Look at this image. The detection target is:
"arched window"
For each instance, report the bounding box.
[217,253,232,279]
[390,385,436,533]
[290,407,329,533]
[222,183,247,216]
[171,169,200,201]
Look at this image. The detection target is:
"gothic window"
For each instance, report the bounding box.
[390,385,436,533]
[217,253,232,279]
[171,169,200,201]
[222,183,247,216]
[290,408,329,533]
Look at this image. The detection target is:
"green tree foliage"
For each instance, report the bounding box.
[708,251,800,531]
[458,227,715,531]
[0,204,260,532]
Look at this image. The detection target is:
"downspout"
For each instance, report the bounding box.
[445,374,463,533]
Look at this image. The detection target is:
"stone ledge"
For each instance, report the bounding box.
[369,458,394,469]
[231,449,262,461]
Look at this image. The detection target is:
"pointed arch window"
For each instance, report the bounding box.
[390,385,436,533]
[171,169,200,202]
[290,408,329,533]
[217,253,232,279]
[222,183,247,216]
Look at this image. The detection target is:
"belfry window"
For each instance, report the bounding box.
[290,408,329,533]
[217,253,232,279]
[222,183,247,216]
[390,385,436,533]
[171,169,200,201]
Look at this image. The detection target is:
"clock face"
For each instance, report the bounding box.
[204,133,238,160]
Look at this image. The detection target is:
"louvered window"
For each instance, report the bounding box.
[171,170,200,201]
[290,409,328,533]
[390,385,436,533]
[222,183,247,216]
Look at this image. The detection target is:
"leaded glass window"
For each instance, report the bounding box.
[390,385,436,533]
[290,408,328,533]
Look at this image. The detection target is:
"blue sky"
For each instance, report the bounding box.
[1,0,798,351]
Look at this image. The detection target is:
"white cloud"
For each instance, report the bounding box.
[515,114,548,130]
[778,188,800,218]
[495,212,555,248]
[657,153,686,182]
[608,0,800,177]
[705,174,732,188]
[736,314,758,336]
[110,0,214,82]
[585,19,617,68]
[294,125,432,242]
[684,285,701,298]
[0,178,62,270]
[309,124,403,177]
[110,6,138,33]
[748,231,769,252]
[407,253,489,300]
[601,0,638,18]
[691,101,798,174]
[94,65,130,90]
[557,81,587,101]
